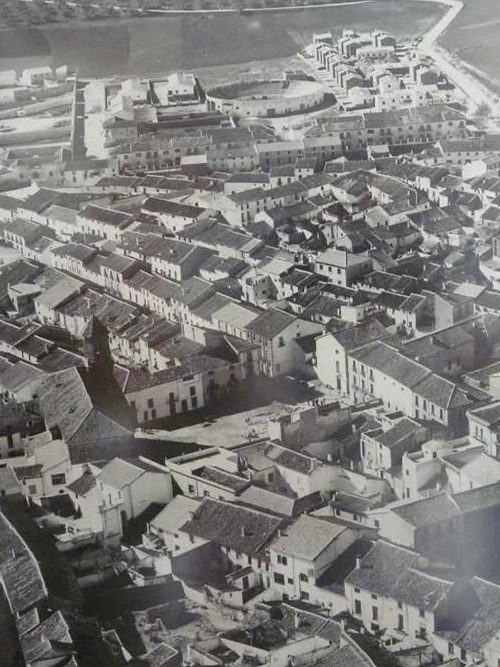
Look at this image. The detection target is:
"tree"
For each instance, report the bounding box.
[475,102,491,118]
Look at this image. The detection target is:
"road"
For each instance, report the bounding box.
[416,0,500,123]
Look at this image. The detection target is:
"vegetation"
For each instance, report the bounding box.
[0,0,355,28]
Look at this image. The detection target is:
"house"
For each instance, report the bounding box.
[269,513,371,606]
[360,415,428,479]
[34,276,85,326]
[142,198,210,233]
[433,576,500,666]
[143,495,201,553]
[245,308,323,377]
[96,457,172,526]
[0,401,44,460]
[118,353,250,424]
[65,464,122,546]
[367,493,461,559]
[12,434,72,501]
[145,237,214,282]
[172,497,286,603]
[401,438,500,500]
[345,539,458,642]
[77,204,135,240]
[467,400,500,457]
[131,643,181,667]
[314,248,373,287]
[348,341,474,434]
[315,319,390,393]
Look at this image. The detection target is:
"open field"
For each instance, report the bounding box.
[440,0,500,95]
[0,1,444,77]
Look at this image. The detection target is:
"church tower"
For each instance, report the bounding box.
[83,315,114,377]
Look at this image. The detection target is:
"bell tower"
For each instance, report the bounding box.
[83,315,114,376]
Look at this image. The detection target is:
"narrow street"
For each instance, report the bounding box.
[0,585,23,667]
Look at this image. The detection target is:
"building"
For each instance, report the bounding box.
[245,308,322,377]
[315,319,390,393]
[314,249,373,287]
[37,317,136,463]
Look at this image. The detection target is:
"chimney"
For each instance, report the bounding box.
[11,547,16,560]
[241,526,246,537]
[355,557,362,569]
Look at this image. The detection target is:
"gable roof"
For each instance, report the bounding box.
[179,497,284,556]
[390,493,460,527]
[98,457,155,489]
[38,366,135,459]
[271,515,347,561]
[245,308,296,339]
[345,540,455,611]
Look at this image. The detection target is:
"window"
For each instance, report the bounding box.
[448,643,454,656]
[28,484,37,495]
[278,336,285,347]
[274,573,285,585]
[419,608,425,618]
[287,577,293,584]
[51,473,66,486]
[354,599,362,615]
[299,573,308,582]
[277,555,288,566]
[300,591,310,601]
[371,594,378,600]
[190,386,196,396]
[188,484,195,494]
[397,614,404,631]
[7,434,13,449]
[372,606,378,621]
[192,397,198,409]
[371,623,379,633]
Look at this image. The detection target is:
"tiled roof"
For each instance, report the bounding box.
[453,481,500,514]
[271,515,347,561]
[331,319,389,350]
[345,540,454,611]
[391,493,460,527]
[150,496,200,534]
[245,308,296,339]
[98,457,149,490]
[179,497,284,555]
[66,470,96,497]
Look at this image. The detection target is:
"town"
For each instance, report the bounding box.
[2,23,500,667]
